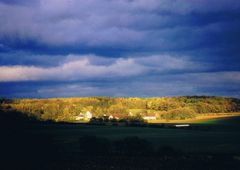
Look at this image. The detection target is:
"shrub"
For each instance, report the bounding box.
[161,107,196,120]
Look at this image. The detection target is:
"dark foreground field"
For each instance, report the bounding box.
[1,111,240,170]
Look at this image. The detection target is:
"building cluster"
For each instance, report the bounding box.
[75,111,158,122]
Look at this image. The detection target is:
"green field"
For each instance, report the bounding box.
[25,116,240,154]
[1,110,240,169]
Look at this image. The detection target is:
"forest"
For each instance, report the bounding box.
[0,96,240,122]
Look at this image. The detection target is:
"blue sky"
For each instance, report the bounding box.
[0,0,240,98]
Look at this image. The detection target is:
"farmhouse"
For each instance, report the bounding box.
[143,113,157,120]
[75,111,92,121]
[85,111,92,119]
[109,115,114,119]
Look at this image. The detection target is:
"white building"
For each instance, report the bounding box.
[76,111,92,121]
[143,116,157,120]
[85,111,92,119]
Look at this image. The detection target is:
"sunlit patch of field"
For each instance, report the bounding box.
[147,112,240,124]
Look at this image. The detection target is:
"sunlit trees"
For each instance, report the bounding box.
[108,103,128,116]
[161,107,196,120]
[146,98,180,111]
[1,96,239,122]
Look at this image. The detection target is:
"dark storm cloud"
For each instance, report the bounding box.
[1,71,239,98]
[0,0,239,50]
[0,0,240,97]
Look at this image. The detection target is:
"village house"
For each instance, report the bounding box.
[109,115,114,119]
[85,111,92,119]
[75,111,92,121]
[143,113,157,120]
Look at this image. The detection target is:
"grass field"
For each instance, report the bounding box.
[24,115,240,154]
[148,112,240,123]
[1,111,240,169]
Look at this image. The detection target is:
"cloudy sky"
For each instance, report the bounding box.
[0,0,240,98]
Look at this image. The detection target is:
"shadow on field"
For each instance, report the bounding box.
[78,135,153,156]
[0,108,61,169]
[71,136,240,170]
[1,108,240,169]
